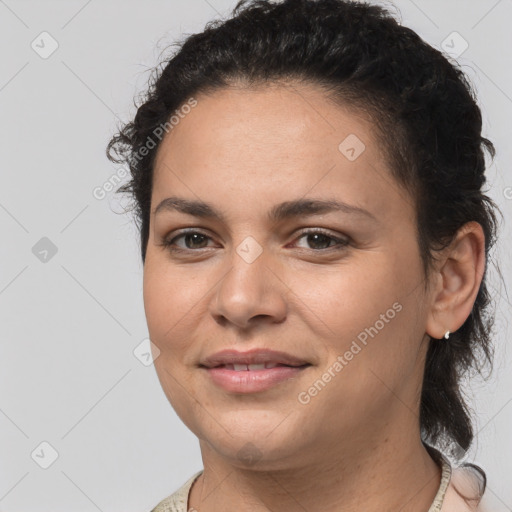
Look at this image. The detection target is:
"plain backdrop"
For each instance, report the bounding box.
[0,0,511,510]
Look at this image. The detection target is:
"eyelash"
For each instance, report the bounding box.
[159,228,350,254]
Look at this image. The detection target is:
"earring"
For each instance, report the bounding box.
[444,330,450,339]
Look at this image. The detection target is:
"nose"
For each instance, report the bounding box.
[209,249,288,330]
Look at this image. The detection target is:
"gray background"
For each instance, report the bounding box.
[0,0,511,510]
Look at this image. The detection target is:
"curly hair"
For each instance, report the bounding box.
[106,0,501,487]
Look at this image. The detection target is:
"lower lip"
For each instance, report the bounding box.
[202,365,311,393]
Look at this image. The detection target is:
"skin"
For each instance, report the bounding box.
[143,81,486,512]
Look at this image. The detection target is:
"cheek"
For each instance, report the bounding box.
[143,259,205,345]
[288,252,409,340]
[293,247,424,386]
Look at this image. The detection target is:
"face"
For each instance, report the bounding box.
[144,82,433,470]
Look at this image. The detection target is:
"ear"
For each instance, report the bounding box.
[425,221,486,340]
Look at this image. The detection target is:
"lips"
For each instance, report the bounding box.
[202,356,311,393]
[200,349,310,369]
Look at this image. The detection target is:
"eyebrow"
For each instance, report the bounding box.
[153,196,377,223]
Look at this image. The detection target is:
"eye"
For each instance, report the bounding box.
[161,230,215,252]
[291,229,350,251]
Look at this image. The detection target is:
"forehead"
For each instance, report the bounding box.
[155,82,376,167]
[152,83,412,224]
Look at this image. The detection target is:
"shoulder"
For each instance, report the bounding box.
[150,471,203,512]
[441,465,487,512]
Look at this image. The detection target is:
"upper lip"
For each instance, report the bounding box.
[200,349,311,368]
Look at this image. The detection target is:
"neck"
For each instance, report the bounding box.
[189,429,442,512]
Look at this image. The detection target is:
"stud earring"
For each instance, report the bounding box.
[444,330,450,339]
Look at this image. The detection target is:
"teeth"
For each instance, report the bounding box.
[264,362,280,369]
[233,364,248,371]
[248,363,266,370]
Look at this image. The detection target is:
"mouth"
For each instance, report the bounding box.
[203,362,311,371]
[198,349,312,393]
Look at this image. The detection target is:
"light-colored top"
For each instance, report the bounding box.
[150,452,485,512]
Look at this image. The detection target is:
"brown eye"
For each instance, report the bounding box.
[162,231,214,251]
[180,233,209,249]
[293,229,349,251]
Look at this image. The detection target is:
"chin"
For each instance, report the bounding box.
[196,415,306,466]
[209,437,305,471]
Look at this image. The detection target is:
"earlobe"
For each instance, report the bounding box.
[425,221,486,340]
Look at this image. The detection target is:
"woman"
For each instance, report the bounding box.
[107,0,500,510]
